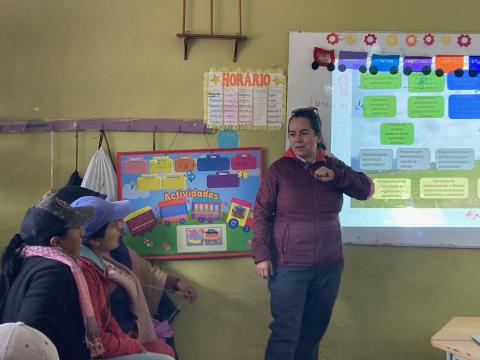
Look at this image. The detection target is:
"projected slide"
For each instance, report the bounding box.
[288,31,480,246]
[332,66,480,228]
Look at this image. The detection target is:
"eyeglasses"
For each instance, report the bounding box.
[291,107,319,116]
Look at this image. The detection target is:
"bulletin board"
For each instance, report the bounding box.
[117,148,262,259]
[288,31,480,247]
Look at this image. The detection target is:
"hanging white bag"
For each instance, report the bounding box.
[81,130,117,201]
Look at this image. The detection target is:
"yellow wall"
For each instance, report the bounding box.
[1,1,480,359]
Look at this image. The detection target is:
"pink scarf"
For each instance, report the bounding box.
[103,255,157,344]
[22,245,105,358]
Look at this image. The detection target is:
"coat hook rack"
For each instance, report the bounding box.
[176,0,248,62]
[0,118,215,134]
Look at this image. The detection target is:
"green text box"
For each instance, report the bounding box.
[408,96,445,118]
[380,123,414,145]
[408,73,445,92]
[372,178,411,200]
[363,96,397,118]
[360,73,402,89]
[420,178,468,199]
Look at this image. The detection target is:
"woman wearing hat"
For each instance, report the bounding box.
[71,196,175,360]
[56,186,197,315]
[0,195,104,360]
[57,186,197,359]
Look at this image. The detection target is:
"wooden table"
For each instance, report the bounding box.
[431,317,480,360]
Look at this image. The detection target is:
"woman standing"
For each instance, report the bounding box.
[252,107,374,360]
[0,195,103,360]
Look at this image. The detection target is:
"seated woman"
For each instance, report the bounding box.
[108,237,197,357]
[71,196,175,360]
[0,195,103,360]
[57,186,198,358]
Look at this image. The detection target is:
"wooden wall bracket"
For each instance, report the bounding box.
[176,33,248,62]
[177,0,247,62]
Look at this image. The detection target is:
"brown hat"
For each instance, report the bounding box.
[19,195,93,245]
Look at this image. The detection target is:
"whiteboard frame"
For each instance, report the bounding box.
[287,31,480,248]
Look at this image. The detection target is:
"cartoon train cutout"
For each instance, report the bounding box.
[124,196,253,236]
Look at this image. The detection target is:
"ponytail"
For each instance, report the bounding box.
[317,136,327,151]
[0,234,25,314]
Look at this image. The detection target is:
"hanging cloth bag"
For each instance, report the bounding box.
[81,130,117,201]
[66,126,83,186]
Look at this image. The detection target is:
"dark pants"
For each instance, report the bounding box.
[265,261,344,360]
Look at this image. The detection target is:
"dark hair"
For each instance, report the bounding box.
[288,107,327,151]
[0,215,68,314]
[0,234,26,313]
[56,186,107,205]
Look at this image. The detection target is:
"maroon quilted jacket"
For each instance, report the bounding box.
[252,149,373,266]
